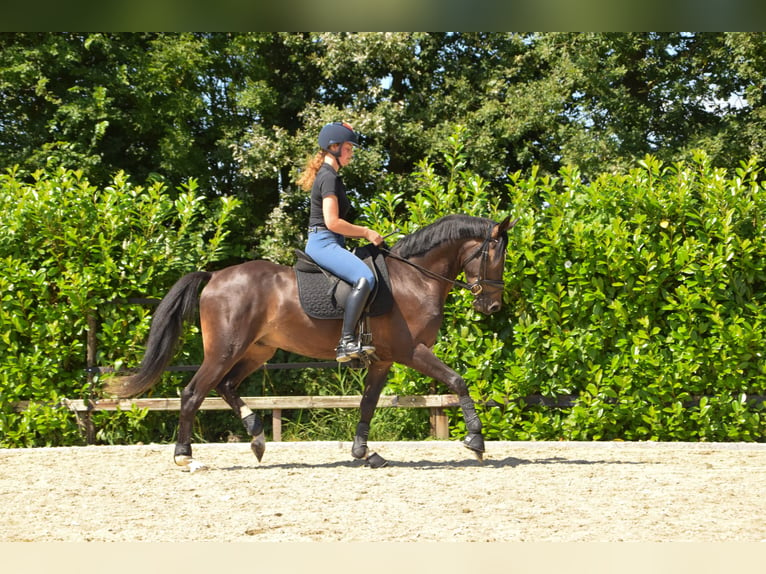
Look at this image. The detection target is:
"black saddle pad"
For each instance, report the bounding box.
[294,244,393,320]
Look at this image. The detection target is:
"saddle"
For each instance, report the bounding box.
[294,244,394,320]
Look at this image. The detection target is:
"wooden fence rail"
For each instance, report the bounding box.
[13,391,766,444]
[14,394,460,442]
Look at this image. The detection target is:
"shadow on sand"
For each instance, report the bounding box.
[219,454,647,472]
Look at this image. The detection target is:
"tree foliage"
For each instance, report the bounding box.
[3,33,766,260]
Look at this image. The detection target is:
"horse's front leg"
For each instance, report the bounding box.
[407,344,485,460]
[352,362,392,468]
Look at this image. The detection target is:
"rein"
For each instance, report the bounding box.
[379,225,504,296]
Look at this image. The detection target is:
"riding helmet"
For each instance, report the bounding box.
[318,121,360,152]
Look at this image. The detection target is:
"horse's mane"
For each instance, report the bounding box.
[391,214,500,259]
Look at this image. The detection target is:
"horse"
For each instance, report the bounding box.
[106,214,515,470]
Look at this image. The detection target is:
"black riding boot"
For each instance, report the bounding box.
[336,277,373,362]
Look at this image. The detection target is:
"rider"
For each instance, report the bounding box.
[297,121,384,362]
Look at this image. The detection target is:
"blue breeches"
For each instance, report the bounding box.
[305,230,376,288]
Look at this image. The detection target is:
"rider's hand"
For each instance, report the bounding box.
[366,229,384,246]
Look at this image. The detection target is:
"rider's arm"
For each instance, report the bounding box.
[322,195,383,245]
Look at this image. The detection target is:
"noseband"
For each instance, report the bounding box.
[382,224,505,298]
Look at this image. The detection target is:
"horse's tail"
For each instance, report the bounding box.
[104,271,213,398]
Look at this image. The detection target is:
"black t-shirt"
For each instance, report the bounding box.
[309,163,352,228]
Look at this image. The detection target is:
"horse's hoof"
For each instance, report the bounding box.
[463,433,485,462]
[352,443,369,460]
[251,432,266,462]
[365,452,389,468]
[174,454,193,467]
[469,449,484,463]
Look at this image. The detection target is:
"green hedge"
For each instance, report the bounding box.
[500,153,766,441]
[4,141,766,447]
[0,167,239,446]
[367,141,766,441]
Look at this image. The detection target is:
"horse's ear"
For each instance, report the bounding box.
[492,216,518,239]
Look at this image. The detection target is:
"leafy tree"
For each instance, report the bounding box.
[234,32,766,264]
[531,33,762,174]
[0,33,257,197]
[4,32,766,262]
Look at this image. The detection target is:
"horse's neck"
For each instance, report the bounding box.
[432,240,470,276]
[402,240,466,283]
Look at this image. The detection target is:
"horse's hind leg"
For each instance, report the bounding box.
[174,360,237,471]
[215,344,277,463]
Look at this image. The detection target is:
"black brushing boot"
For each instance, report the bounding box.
[336,277,373,362]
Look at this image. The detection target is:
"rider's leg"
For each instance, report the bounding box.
[336,276,372,362]
[306,230,377,361]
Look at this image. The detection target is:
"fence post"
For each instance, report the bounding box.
[83,312,98,444]
[272,409,283,442]
[429,407,449,439]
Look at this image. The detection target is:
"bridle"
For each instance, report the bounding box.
[380,223,507,298]
[460,231,505,295]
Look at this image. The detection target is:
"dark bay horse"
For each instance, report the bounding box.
[106,214,514,469]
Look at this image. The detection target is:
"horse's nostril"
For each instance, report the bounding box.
[488,302,501,313]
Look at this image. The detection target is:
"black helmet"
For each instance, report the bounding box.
[318,121,359,152]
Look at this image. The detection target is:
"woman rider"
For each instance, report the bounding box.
[297,121,384,362]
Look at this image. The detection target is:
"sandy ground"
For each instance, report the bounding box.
[1,440,765,543]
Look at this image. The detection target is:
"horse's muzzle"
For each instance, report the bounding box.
[474,298,502,315]
[487,301,502,314]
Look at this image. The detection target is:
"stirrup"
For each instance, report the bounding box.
[336,338,362,363]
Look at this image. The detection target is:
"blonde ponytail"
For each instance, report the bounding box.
[297,151,327,191]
